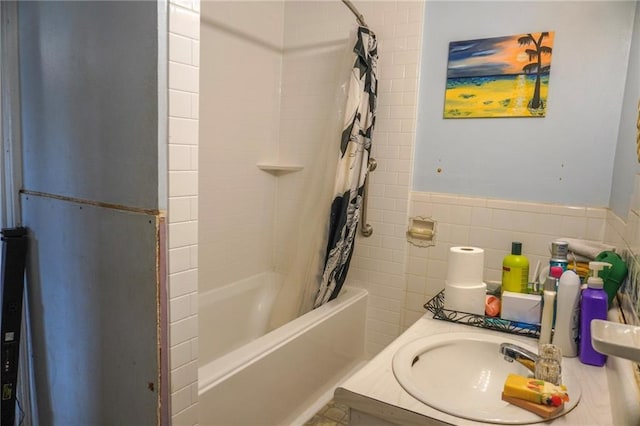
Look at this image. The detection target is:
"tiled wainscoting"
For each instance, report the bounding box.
[402,191,609,329]
[403,186,640,331]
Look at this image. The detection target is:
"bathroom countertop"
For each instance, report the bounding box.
[335,315,613,425]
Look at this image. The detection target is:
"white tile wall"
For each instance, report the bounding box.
[168,0,200,424]
[405,191,608,330]
[345,0,426,356]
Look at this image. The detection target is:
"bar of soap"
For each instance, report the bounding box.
[503,374,569,407]
[502,393,564,419]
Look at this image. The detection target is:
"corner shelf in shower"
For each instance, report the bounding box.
[256,163,304,175]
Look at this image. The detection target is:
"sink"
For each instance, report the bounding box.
[392,332,581,424]
[591,319,640,363]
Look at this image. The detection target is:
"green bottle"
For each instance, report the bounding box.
[502,242,530,293]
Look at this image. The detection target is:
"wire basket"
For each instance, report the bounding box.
[424,290,541,339]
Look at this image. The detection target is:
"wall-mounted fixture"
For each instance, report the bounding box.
[407,216,436,247]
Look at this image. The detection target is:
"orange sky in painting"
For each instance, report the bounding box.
[446,32,555,78]
[490,32,555,75]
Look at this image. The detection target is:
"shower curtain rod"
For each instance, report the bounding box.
[341,0,367,27]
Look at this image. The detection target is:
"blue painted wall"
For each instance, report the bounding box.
[414,1,637,207]
[610,3,640,218]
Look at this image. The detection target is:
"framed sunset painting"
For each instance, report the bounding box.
[443,32,554,118]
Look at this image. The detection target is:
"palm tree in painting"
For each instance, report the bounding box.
[518,32,552,110]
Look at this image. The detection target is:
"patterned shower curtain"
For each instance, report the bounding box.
[314,27,378,308]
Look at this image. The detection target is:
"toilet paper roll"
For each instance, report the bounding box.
[446,246,485,286]
[444,281,487,315]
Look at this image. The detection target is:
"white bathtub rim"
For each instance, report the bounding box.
[198,285,368,394]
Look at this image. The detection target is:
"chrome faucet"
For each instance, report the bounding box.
[499,342,538,373]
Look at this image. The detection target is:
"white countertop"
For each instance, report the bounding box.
[336,315,613,425]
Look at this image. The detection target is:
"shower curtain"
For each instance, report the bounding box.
[314,26,378,308]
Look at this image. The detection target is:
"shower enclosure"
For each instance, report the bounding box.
[197,2,370,423]
[199,0,362,338]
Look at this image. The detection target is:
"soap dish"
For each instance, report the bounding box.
[591,319,640,363]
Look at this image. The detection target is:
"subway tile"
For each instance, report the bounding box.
[169,33,193,65]
[403,309,424,328]
[391,132,414,147]
[534,212,564,236]
[368,318,401,337]
[491,209,514,230]
[190,382,199,403]
[385,9,409,25]
[448,224,470,244]
[367,293,402,313]
[586,218,606,241]
[367,328,399,348]
[387,159,411,173]
[394,21,421,37]
[561,215,587,238]
[406,274,426,293]
[169,62,199,93]
[169,269,198,299]
[378,92,404,107]
[425,277,445,297]
[191,40,200,67]
[169,197,193,223]
[406,255,427,276]
[426,258,447,280]
[169,89,193,118]
[171,360,198,392]
[471,206,492,227]
[169,145,193,171]
[406,36,421,50]
[190,337,199,360]
[405,291,427,312]
[169,4,200,40]
[368,305,402,326]
[171,385,193,416]
[170,117,199,145]
[170,294,193,322]
[427,243,449,262]
[170,315,198,347]
[169,246,191,274]
[190,93,199,119]
[369,245,395,261]
[169,171,198,197]
[401,119,416,133]
[170,340,193,370]
[172,403,198,426]
[170,0,194,10]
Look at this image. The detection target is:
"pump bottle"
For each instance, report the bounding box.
[579,261,610,366]
[552,270,581,357]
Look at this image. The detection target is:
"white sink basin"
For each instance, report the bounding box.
[392,332,581,424]
[591,319,640,363]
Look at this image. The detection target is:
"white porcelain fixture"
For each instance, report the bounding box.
[199,286,368,425]
[591,319,640,363]
[392,332,582,424]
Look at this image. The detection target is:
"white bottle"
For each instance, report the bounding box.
[552,270,581,357]
[539,276,556,346]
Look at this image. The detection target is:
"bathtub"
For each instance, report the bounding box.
[198,273,368,425]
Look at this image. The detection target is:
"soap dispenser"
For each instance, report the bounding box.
[579,261,611,366]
